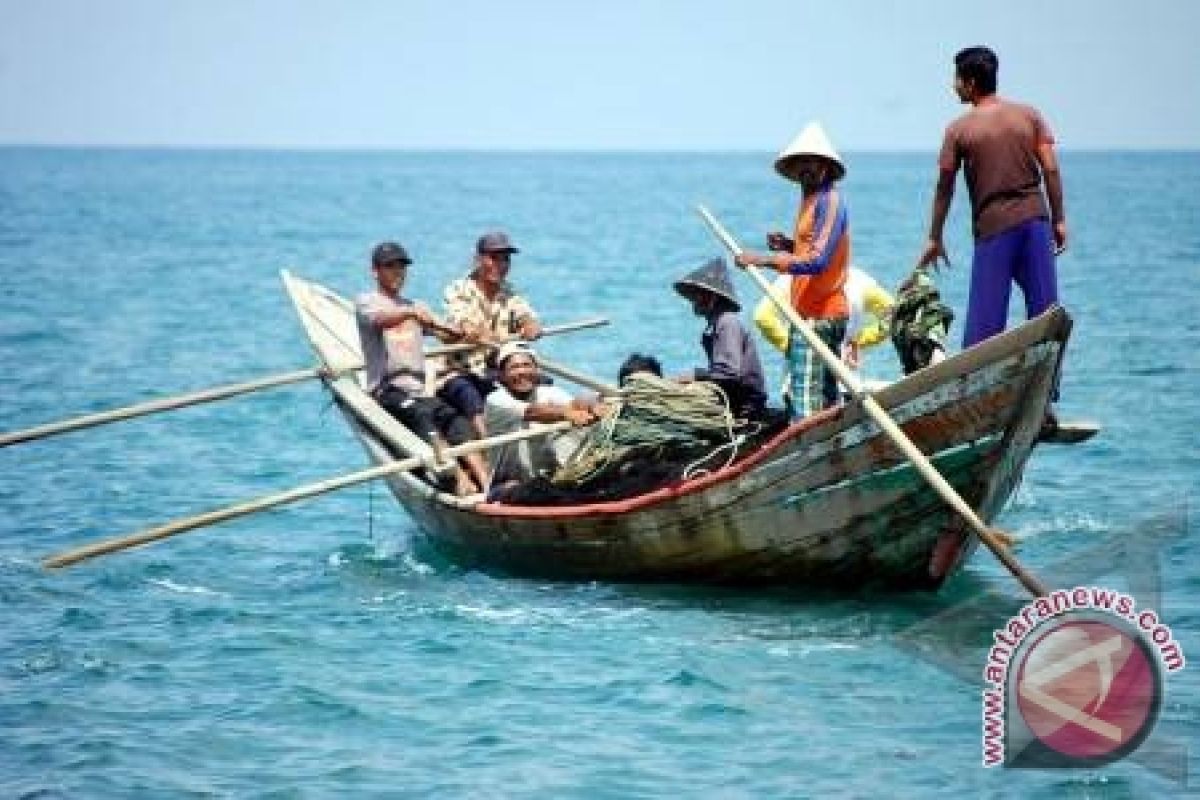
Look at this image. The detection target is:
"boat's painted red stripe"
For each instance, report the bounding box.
[475,405,845,519]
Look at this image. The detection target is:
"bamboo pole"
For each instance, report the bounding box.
[1,317,608,449]
[696,205,1049,598]
[42,421,572,570]
[0,368,325,448]
[537,357,621,397]
[434,317,608,357]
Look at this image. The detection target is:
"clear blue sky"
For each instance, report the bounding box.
[2,0,1197,150]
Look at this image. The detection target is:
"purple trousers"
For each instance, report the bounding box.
[963,217,1059,348]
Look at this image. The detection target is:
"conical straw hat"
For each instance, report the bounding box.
[774,121,845,183]
[673,257,741,312]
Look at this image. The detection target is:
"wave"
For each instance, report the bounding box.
[145,578,225,597]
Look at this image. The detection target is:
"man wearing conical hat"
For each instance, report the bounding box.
[734,121,850,421]
[673,256,767,420]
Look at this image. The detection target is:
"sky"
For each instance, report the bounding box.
[2,0,1197,151]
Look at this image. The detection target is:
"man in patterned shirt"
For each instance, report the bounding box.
[436,231,543,439]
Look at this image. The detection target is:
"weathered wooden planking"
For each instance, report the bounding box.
[284,272,1072,589]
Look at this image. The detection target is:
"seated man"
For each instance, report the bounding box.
[436,230,542,439]
[355,241,489,496]
[617,353,663,386]
[672,257,768,420]
[484,341,605,499]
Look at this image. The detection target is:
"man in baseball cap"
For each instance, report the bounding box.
[355,241,488,496]
[475,231,520,255]
[371,241,412,267]
[435,229,542,440]
[494,340,535,369]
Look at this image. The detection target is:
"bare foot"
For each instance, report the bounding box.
[453,470,477,497]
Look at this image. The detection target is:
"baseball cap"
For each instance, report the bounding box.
[476,231,520,255]
[372,241,412,267]
[496,340,536,368]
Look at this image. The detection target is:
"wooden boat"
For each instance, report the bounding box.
[283,271,1071,590]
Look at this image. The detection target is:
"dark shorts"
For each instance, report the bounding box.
[375,385,474,446]
[437,373,496,418]
[710,378,767,421]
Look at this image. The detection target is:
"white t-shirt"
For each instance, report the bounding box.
[485,384,579,485]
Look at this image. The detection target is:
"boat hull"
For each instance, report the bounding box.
[284,271,1068,590]
[374,315,1063,588]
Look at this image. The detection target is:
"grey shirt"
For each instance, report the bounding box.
[696,310,767,413]
[354,290,430,396]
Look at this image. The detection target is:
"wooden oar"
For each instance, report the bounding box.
[696,205,1049,598]
[42,421,573,570]
[0,368,329,449]
[537,356,621,397]
[0,317,608,449]
[435,317,608,357]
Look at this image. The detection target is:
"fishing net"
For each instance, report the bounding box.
[497,373,787,506]
[890,266,954,374]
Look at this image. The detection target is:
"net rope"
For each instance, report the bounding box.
[550,373,738,488]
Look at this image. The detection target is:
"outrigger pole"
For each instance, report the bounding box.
[0,318,608,449]
[696,205,1050,598]
[42,422,573,570]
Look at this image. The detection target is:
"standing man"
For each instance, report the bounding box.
[437,230,543,439]
[355,241,489,496]
[735,121,850,420]
[918,46,1068,355]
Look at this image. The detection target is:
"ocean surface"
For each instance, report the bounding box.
[0,148,1197,798]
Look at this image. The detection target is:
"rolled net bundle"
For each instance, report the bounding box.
[551,373,736,488]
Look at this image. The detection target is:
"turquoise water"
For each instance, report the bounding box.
[1,149,1197,798]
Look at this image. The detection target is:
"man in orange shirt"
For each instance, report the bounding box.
[736,121,850,420]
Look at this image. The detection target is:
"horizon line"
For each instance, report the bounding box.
[2,143,1197,155]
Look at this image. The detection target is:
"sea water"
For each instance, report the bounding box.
[0,149,1197,798]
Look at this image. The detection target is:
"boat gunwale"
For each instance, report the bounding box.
[283,272,1069,525]
[468,306,1069,520]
